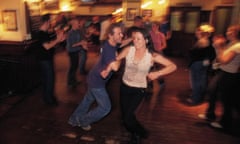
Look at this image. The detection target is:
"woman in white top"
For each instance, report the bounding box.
[210,25,240,132]
[102,27,176,143]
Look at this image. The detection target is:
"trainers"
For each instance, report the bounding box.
[210,122,223,129]
[68,119,78,127]
[80,125,92,131]
[198,114,208,120]
[68,118,91,131]
[198,113,216,121]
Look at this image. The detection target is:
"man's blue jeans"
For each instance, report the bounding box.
[39,60,55,103]
[190,61,208,103]
[67,51,79,85]
[68,88,111,127]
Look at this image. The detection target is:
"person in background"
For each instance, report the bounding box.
[85,23,100,46]
[150,21,167,86]
[85,23,101,54]
[159,15,171,41]
[150,21,167,53]
[103,27,177,144]
[198,35,227,121]
[208,25,240,132]
[99,14,113,43]
[159,14,172,56]
[54,13,68,30]
[66,18,87,88]
[187,25,216,105]
[37,13,66,106]
[143,15,152,32]
[68,23,123,131]
[77,18,88,75]
[126,16,144,39]
[120,16,144,49]
[91,16,101,33]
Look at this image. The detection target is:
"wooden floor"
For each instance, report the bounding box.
[0,50,240,144]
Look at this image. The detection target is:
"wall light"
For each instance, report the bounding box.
[60,1,72,12]
[158,0,166,5]
[141,1,153,9]
[112,8,123,15]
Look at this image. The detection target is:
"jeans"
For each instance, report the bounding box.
[67,52,79,85]
[40,60,56,103]
[218,71,240,129]
[68,88,111,127]
[79,49,87,74]
[190,61,209,103]
[205,70,223,119]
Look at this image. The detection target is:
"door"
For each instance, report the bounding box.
[168,6,201,57]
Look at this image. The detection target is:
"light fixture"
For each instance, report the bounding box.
[112,8,123,15]
[59,0,72,12]
[199,24,215,33]
[141,1,153,9]
[158,0,165,5]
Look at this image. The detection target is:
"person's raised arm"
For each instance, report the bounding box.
[43,31,66,50]
[147,53,177,81]
[217,46,238,64]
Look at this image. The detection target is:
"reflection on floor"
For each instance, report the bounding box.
[0,51,239,144]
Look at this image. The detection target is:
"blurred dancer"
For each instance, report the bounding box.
[68,23,123,131]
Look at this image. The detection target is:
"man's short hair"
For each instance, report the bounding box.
[105,23,122,39]
[134,16,142,22]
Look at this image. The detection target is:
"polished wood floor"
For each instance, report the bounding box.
[0,50,240,144]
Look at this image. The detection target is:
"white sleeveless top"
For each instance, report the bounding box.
[220,42,240,73]
[122,46,153,88]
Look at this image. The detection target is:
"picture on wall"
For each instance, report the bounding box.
[42,0,59,10]
[142,9,152,17]
[126,8,139,21]
[2,10,18,31]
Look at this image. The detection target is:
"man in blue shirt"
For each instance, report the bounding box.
[68,23,123,130]
[66,18,87,88]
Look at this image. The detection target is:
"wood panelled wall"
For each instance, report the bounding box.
[0,40,41,95]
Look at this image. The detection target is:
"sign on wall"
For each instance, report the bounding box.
[126,8,139,21]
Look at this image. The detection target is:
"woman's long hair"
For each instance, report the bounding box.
[131,27,155,53]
